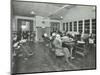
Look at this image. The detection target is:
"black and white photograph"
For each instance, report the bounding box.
[11,0,96,74]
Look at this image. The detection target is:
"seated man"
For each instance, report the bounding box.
[53,34,71,63]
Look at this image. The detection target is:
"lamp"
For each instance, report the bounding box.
[30,11,35,15]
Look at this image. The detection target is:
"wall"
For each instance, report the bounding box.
[12,15,61,41]
[35,16,61,41]
[36,16,50,28]
[11,16,16,32]
[36,16,61,27]
[12,15,61,31]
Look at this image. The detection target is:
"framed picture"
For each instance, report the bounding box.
[11,0,96,75]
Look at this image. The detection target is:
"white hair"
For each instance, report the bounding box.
[44,33,47,37]
[52,33,56,36]
[56,34,61,39]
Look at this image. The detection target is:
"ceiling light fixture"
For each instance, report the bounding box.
[60,16,63,19]
[30,11,35,15]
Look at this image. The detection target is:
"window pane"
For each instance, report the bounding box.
[84,19,90,34]
[78,20,83,33]
[63,23,65,31]
[50,22,60,32]
[92,19,96,34]
[66,23,68,31]
[74,21,77,32]
[70,22,72,31]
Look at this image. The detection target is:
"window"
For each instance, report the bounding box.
[50,22,60,32]
[78,20,83,33]
[74,21,77,32]
[92,19,96,34]
[63,23,65,31]
[66,23,68,31]
[84,19,90,34]
[70,22,72,31]
[50,23,53,32]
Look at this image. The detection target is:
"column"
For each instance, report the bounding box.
[68,22,70,32]
[65,23,66,31]
[77,21,79,32]
[82,19,85,34]
[72,22,74,32]
[90,19,92,34]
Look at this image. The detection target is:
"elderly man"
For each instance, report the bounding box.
[53,34,71,63]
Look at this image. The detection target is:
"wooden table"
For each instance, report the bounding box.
[75,41,86,56]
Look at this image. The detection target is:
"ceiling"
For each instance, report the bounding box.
[12,1,75,20]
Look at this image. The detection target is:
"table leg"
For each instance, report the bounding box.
[70,47,74,59]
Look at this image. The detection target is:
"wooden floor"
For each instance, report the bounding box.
[13,41,96,74]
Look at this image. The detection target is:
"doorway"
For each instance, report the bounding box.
[17,19,33,32]
[17,19,34,40]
